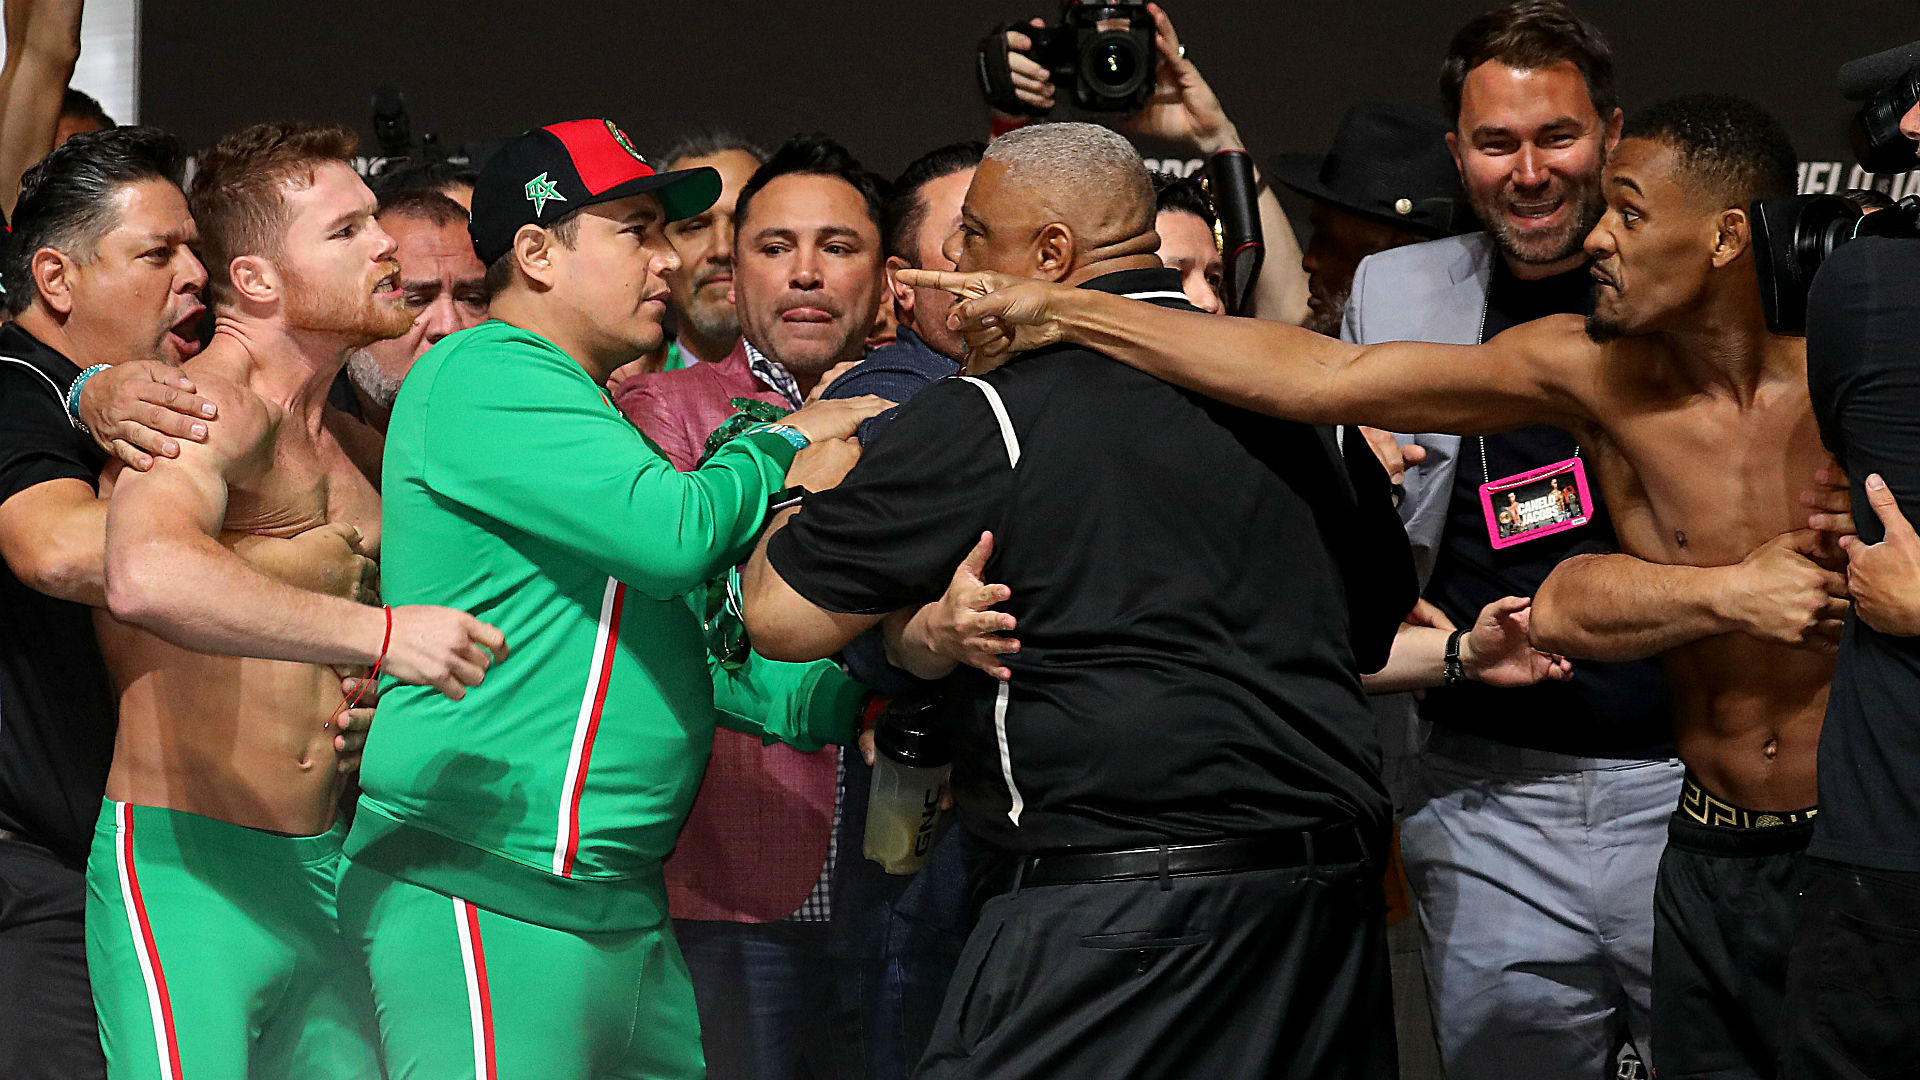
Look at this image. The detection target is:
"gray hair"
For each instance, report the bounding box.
[656,128,768,170]
[983,122,1153,225]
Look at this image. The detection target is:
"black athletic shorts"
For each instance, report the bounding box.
[1651,778,1814,1080]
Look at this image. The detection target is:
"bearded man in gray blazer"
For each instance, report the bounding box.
[1342,6,1681,1078]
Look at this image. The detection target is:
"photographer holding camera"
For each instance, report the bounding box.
[982,2,1310,325]
[1776,40,1920,1080]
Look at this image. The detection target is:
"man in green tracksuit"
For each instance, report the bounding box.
[338,118,888,1080]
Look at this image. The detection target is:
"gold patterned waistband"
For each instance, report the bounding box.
[1679,774,1818,831]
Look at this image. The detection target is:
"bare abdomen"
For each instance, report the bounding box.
[1660,636,1829,812]
[96,613,351,835]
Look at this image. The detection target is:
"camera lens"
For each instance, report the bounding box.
[1078,29,1150,101]
[1851,62,1920,174]
[1090,40,1137,88]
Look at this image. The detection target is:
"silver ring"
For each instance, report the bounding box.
[1178,44,1187,60]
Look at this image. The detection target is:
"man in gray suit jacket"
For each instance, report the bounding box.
[1338,9,1680,1077]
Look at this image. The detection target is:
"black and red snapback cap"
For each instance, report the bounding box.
[469,118,721,264]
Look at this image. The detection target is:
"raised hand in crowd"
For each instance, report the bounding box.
[0,0,83,216]
[996,3,1309,323]
[1839,473,1920,636]
[996,17,1057,114]
[806,358,863,404]
[776,394,893,493]
[1359,426,1428,487]
[785,435,864,495]
[331,673,377,774]
[1363,595,1571,693]
[780,393,892,445]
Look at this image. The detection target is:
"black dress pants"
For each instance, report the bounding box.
[0,836,105,1079]
[916,855,1395,1080]
[1778,858,1920,1080]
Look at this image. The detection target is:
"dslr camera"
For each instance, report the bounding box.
[979,2,1159,115]
[1750,44,1920,334]
[1847,58,1920,175]
[1751,193,1920,334]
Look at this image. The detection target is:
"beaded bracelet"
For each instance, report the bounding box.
[66,364,110,434]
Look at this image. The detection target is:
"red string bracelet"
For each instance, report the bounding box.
[328,605,391,730]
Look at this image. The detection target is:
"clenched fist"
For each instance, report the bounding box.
[381,606,510,699]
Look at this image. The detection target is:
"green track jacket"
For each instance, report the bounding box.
[347,320,861,932]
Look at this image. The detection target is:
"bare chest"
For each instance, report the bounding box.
[1590,392,1828,567]
[225,418,382,554]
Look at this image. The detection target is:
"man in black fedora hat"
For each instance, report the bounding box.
[1271,101,1466,337]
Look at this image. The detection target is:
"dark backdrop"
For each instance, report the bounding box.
[144,2,1910,184]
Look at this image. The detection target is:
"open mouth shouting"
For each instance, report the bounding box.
[166,302,206,360]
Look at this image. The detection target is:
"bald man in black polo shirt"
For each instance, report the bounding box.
[741,121,1413,1080]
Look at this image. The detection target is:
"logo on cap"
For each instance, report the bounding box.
[525,172,566,215]
[604,120,645,163]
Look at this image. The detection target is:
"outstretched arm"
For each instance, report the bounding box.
[897,269,1591,436]
[1363,596,1572,693]
[1532,530,1849,661]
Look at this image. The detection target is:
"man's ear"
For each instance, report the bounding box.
[1603,107,1624,153]
[1711,206,1750,269]
[228,255,278,305]
[30,248,76,316]
[1033,222,1074,282]
[513,224,559,289]
[885,254,916,317]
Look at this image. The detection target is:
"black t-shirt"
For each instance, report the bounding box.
[1805,236,1920,872]
[769,268,1402,855]
[0,323,117,869]
[1419,261,1673,758]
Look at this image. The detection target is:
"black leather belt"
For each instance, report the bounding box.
[1004,827,1371,892]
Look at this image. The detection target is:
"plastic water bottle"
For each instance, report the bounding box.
[863,698,952,875]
